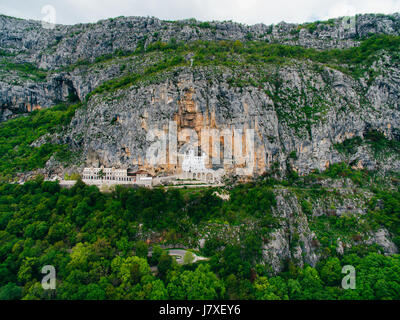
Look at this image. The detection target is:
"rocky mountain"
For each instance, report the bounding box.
[0,13,399,116]
[1,13,400,180]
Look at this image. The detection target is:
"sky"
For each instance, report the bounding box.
[0,0,400,26]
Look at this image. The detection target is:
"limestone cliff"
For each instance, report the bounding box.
[1,13,400,120]
[46,61,400,178]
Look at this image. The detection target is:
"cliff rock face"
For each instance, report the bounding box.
[1,13,399,68]
[191,182,397,275]
[0,74,77,121]
[263,189,319,274]
[1,13,400,120]
[261,185,398,274]
[1,13,399,176]
[52,61,400,177]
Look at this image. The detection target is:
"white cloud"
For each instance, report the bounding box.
[0,0,399,25]
[323,2,358,20]
[322,0,400,20]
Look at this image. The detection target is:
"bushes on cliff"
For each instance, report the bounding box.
[368,189,400,248]
[66,35,400,102]
[0,59,47,81]
[0,102,80,181]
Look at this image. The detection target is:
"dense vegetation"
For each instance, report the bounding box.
[63,34,400,99]
[0,59,46,82]
[334,129,400,159]
[0,103,80,182]
[0,171,399,300]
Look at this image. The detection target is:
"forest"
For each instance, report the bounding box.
[1,172,400,300]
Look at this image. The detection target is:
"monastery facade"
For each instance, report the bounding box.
[76,149,225,188]
[82,167,152,186]
[180,149,223,182]
[82,167,133,182]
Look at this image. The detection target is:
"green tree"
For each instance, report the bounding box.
[183,251,195,265]
[151,245,164,265]
[319,257,342,286]
[111,256,151,284]
[142,278,168,300]
[167,264,225,300]
[296,266,324,300]
[254,277,281,300]
[157,253,173,280]
[0,283,22,300]
[135,241,149,259]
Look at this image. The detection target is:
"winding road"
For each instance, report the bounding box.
[167,249,209,264]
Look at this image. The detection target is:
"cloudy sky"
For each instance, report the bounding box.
[1,0,400,25]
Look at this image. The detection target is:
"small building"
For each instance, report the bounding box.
[132,170,152,179]
[82,167,153,187]
[128,169,154,186]
[82,167,133,182]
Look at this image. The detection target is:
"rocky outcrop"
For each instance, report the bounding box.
[366,229,398,255]
[0,73,78,121]
[1,13,400,121]
[1,13,399,69]
[261,187,398,274]
[263,189,318,273]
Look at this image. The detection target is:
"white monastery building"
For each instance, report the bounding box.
[82,167,152,186]
[182,149,208,173]
[181,149,223,182]
[83,167,133,182]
